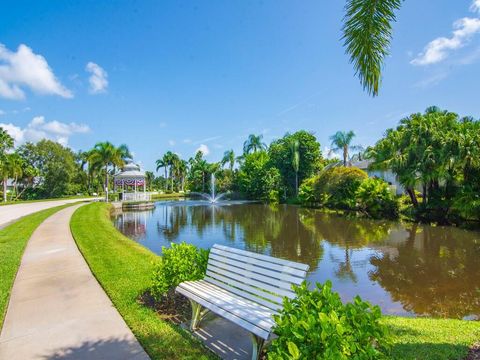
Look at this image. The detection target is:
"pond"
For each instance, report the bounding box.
[112,200,480,319]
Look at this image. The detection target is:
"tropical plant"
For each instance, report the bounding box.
[290,140,300,196]
[268,281,390,359]
[342,0,401,96]
[329,131,362,166]
[155,157,168,191]
[221,149,235,171]
[243,134,267,154]
[149,242,209,301]
[356,178,398,219]
[0,128,14,202]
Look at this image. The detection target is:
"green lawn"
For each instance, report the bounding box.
[0,203,75,328]
[70,202,480,360]
[70,202,213,360]
[384,316,480,360]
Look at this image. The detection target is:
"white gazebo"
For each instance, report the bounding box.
[114,162,150,201]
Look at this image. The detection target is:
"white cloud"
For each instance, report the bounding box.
[168,139,176,146]
[0,109,4,116]
[196,144,210,156]
[0,43,72,100]
[193,136,221,145]
[0,116,90,146]
[183,138,192,143]
[471,0,480,13]
[86,62,108,94]
[411,2,480,66]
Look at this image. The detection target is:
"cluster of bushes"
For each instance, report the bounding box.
[269,281,390,359]
[147,243,390,359]
[299,167,398,219]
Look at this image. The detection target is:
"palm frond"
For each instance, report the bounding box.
[342,0,401,96]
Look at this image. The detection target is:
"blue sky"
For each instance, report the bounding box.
[1,0,480,171]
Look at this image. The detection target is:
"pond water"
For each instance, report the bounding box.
[112,200,480,319]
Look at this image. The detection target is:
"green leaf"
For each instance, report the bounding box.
[287,341,300,360]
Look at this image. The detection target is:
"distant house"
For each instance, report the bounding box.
[349,159,406,196]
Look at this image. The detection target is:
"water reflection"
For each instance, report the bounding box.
[113,201,480,319]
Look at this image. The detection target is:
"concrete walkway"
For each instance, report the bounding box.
[0,198,100,229]
[0,204,150,360]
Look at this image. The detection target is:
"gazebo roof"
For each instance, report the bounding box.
[114,162,146,179]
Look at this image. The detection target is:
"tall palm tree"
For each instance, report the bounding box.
[342,0,401,96]
[175,159,188,192]
[329,131,361,166]
[7,153,23,200]
[221,149,235,171]
[155,157,168,191]
[88,141,118,201]
[290,140,300,196]
[243,134,267,154]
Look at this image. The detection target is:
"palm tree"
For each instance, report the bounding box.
[221,149,235,171]
[243,134,267,154]
[290,140,300,196]
[342,0,401,96]
[7,153,23,200]
[145,171,155,191]
[329,131,362,166]
[175,159,188,192]
[155,158,168,191]
[88,141,118,201]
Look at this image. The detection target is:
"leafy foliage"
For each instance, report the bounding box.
[342,0,401,96]
[149,242,209,300]
[317,166,368,209]
[356,178,398,219]
[268,281,390,359]
[237,151,281,202]
[269,131,323,198]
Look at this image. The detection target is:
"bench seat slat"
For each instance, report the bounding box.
[177,282,275,335]
[209,253,305,285]
[206,267,296,299]
[205,276,283,311]
[210,248,307,278]
[176,285,271,340]
[208,262,295,291]
[213,244,309,271]
[182,280,277,323]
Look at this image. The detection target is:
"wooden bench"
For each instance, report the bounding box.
[176,244,309,359]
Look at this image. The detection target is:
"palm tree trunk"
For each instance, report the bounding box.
[3,177,7,202]
[295,172,298,196]
[406,188,418,208]
[105,164,109,202]
[164,167,167,192]
[343,146,348,166]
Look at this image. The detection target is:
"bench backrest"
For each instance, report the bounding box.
[204,244,309,312]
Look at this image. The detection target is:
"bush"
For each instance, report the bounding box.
[298,175,318,205]
[356,178,399,219]
[312,167,367,209]
[149,242,209,301]
[268,281,390,360]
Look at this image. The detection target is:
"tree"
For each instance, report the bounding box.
[88,141,119,201]
[342,0,401,96]
[329,130,361,166]
[290,140,300,196]
[269,131,323,198]
[238,151,281,202]
[243,134,267,154]
[18,140,79,198]
[155,157,168,191]
[0,128,14,202]
[221,149,235,171]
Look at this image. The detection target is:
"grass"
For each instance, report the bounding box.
[150,192,186,200]
[70,202,214,360]
[0,203,75,328]
[383,316,480,360]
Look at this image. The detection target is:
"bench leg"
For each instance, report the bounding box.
[250,334,265,360]
[189,300,202,330]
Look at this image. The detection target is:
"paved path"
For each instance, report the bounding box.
[0,198,100,229]
[0,205,150,360]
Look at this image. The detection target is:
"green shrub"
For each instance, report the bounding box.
[356,178,399,219]
[268,281,390,360]
[298,175,318,205]
[149,242,209,301]
[316,167,368,209]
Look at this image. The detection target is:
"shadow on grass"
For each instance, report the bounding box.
[39,337,147,359]
[388,324,471,360]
